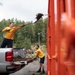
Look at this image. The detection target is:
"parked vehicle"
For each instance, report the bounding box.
[0,48,27,75]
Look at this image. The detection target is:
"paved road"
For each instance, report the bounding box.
[10,56,47,75]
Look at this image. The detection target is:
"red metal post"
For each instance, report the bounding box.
[60,0,65,12]
[59,0,67,75]
[56,0,67,75]
[64,1,75,75]
[50,0,56,75]
[47,0,56,75]
[70,0,75,18]
[47,0,75,75]
[56,0,61,75]
[47,0,51,75]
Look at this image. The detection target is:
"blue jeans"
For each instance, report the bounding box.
[0,38,13,48]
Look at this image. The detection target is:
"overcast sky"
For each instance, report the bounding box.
[0,0,48,22]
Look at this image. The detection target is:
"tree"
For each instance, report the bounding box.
[34,18,47,43]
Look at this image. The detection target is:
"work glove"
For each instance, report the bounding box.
[21,24,25,27]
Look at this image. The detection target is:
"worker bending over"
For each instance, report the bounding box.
[34,44,45,74]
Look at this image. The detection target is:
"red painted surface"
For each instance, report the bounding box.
[47,0,75,75]
[47,0,56,75]
[50,0,56,75]
[47,0,51,74]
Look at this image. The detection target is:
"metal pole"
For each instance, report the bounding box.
[70,0,75,18]
[50,0,56,75]
[57,0,61,75]
[47,0,51,75]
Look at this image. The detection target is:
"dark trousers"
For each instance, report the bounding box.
[40,56,45,64]
[0,38,13,48]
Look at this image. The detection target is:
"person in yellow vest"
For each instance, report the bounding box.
[0,22,25,48]
[34,44,45,74]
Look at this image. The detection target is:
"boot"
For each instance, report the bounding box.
[41,69,45,74]
[37,67,41,72]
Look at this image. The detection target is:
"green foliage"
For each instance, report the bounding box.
[15,37,31,49]
[23,38,31,49]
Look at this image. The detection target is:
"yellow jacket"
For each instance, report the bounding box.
[34,48,44,58]
[2,26,22,40]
